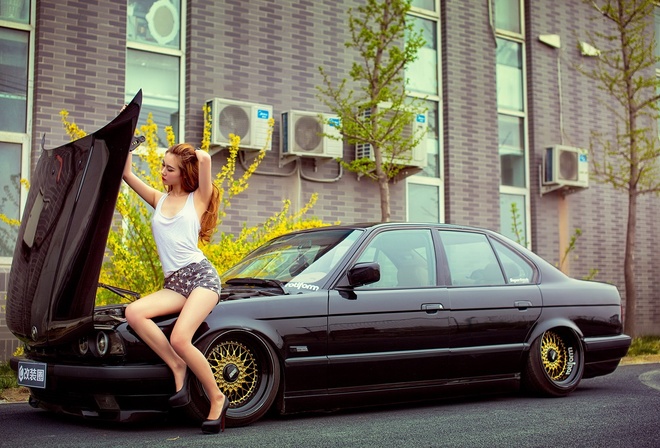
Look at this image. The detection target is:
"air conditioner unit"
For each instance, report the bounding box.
[280,110,343,159]
[355,105,427,168]
[206,98,273,151]
[543,145,589,188]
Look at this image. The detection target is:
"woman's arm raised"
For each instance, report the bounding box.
[122,151,161,209]
[194,149,213,208]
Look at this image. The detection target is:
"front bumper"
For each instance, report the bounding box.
[10,356,174,423]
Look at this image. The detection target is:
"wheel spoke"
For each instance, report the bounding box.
[540,331,568,381]
[208,340,259,406]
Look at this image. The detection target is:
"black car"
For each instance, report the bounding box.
[8,102,631,427]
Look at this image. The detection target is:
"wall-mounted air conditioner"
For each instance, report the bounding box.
[280,110,343,159]
[206,98,273,151]
[355,105,427,168]
[543,145,589,188]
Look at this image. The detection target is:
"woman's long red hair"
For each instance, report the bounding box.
[166,143,220,244]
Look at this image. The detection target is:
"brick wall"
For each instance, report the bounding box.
[441,0,501,229]
[185,0,390,234]
[1,0,659,362]
[525,0,660,334]
[33,0,127,159]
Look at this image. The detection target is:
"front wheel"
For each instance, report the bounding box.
[522,329,584,397]
[186,332,281,427]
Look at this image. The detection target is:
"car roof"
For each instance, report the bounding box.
[296,222,505,235]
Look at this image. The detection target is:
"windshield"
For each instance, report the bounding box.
[221,229,363,294]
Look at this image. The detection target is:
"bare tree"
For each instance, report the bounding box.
[317,0,426,222]
[580,0,660,337]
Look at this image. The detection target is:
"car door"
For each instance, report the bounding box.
[438,230,541,379]
[327,228,450,391]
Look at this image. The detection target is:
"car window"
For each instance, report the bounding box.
[355,229,436,288]
[490,238,534,284]
[439,231,505,286]
[222,229,363,290]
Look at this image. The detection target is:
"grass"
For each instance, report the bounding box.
[626,336,660,357]
[0,360,18,391]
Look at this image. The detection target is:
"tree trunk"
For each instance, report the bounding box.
[378,175,390,222]
[624,188,637,337]
[372,143,390,222]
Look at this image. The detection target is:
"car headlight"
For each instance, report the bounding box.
[78,337,89,355]
[107,332,125,356]
[97,332,109,356]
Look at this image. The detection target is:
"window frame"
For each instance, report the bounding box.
[405,177,442,223]
[410,0,438,13]
[125,0,186,143]
[494,0,531,249]
[0,4,35,266]
[406,4,444,224]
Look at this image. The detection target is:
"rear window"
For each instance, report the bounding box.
[439,230,533,286]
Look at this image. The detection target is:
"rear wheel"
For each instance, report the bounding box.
[186,332,280,427]
[522,329,584,397]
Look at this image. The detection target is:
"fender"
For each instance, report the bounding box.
[193,321,285,355]
[525,317,583,352]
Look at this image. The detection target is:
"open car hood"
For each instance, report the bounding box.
[6,91,142,347]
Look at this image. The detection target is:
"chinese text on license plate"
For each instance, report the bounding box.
[17,361,47,389]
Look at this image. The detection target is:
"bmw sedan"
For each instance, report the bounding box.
[8,97,631,427]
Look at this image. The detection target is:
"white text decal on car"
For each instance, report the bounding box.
[509,277,530,284]
[287,282,320,291]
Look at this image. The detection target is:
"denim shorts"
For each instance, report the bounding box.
[163,259,221,300]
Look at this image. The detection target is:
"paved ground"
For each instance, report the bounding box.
[1,363,659,448]
[2,355,659,404]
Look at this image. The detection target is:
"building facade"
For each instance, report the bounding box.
[0,0,658,361]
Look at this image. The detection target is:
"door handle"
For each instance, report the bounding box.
[514,300,533,310]
[422,303,444,314]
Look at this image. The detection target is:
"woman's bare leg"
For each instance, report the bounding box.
[169,287,226,420]
[124,289,188,390]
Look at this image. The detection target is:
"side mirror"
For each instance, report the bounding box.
[347,262,380,287]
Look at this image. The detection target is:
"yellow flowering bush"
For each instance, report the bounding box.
[59,110,88,140]
[61,105,330,304]
[0,214,20,228]
[204,194,338,273]
[0,178,28,256]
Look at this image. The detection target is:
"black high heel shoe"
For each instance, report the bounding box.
[168,371,190,408]
[201,396,230,434]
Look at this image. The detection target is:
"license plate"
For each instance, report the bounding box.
[17,361,47,389]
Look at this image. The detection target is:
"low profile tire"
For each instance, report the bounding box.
[186,332,281,427]
[522,329,584,397]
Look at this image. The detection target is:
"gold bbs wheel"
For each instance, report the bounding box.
[208,340,258,406]
[192,333,280,428]
[540,330,569,381]
[523,328,583,397]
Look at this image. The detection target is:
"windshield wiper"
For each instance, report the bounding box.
[98,282,141,301]
[224,277,287,294]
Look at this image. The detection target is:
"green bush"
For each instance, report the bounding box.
[627,336,660,357]
[0,361,17,391]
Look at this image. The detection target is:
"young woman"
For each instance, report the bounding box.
[122,143,228,434]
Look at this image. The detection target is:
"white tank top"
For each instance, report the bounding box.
[152,192,205,278]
